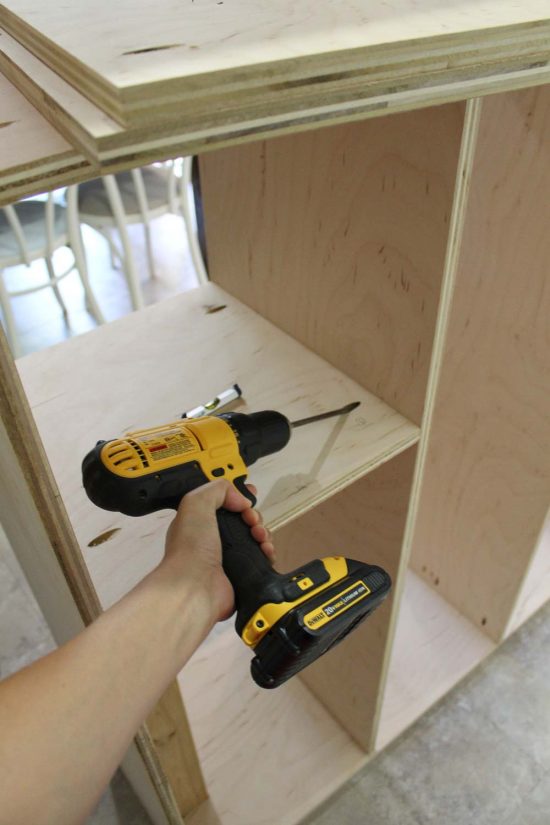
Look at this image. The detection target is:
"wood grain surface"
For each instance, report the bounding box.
[17,283,418,611]
[505,507,550,636]
[409,85,550,642]
[375,570,494,750]
[201,104,465,424]
[275,447,417,751]
[0,71,90,205]
[1,1,548,125]
[179,622,366,825]
[2,23,550,197]
[145,681,207,817]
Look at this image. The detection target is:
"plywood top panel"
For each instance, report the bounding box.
[0,72,90,204]
[17,283,418,609]
[1,1,548,124]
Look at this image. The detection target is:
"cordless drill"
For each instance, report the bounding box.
[82,407,391,688]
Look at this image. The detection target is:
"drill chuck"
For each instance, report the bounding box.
[219,411,291,465]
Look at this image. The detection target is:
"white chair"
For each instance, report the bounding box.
[0,188,104,358]
[76,158,208,311]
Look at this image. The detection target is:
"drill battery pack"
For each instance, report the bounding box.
[250,561,391,688]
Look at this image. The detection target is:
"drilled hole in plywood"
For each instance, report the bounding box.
[204,304,227,314]
[481,617,487,626]
[434,577,440,586]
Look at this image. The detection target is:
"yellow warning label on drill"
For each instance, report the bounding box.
[139,430,197,461]
[303,581,371,630]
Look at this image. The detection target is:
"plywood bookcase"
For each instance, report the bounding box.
[0,40,549,825]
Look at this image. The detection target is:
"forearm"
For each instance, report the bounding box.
[0,561,214,825]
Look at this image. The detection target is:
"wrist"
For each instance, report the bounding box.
[153,554,233,632]
[143,561,219,667]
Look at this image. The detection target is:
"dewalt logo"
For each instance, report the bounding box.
[305,611,326,628]
[303,581,371,631]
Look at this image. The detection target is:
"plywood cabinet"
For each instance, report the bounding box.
[0,7,549,822]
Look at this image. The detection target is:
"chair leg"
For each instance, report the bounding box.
[45,255,69,319]
[180,157,209,286]
[113,225,144,310]
[104,228,121,269]
[0,269,21,358]
[103,175,144,311]
[144,221,156,280]
[70,240,105,325]
[66,187,106,325]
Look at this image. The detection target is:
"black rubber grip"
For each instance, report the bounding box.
[216,476,282,632]
[217,509,274,596]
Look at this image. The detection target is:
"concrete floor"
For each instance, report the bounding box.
[306,602,550,825]
[1,204,549,824]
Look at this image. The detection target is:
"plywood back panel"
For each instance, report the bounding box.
[274,446,417,751]
[201,104,465,424]
[410,86,550,641]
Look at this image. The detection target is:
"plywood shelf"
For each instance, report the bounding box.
[17,282,419,609]
[375,570,495,751]
[180,622,366,825]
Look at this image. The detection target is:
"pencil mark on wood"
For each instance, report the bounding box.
[122,43,183,56]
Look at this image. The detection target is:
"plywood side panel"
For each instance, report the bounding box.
[201,104,465,424]
[145,682,207,818]
[0,412,180,825]
[0,330,204,825]
[410,86,550,641]
[274,446,417,751]
[0,329,101,624]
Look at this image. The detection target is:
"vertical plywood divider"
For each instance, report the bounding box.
[200,103,465,424]
[409,86,550,642]
[273,447,417,751]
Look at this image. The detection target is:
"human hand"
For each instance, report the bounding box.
[162,479,275,624]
